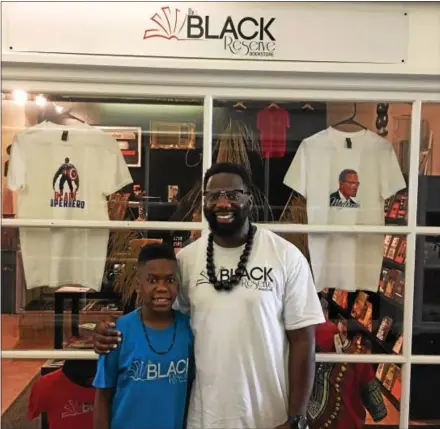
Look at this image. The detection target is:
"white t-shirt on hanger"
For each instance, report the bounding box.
[7,121,133,291]
[283,127,406,292]
[176,228,325,429]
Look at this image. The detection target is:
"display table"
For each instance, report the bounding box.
[53,287,120,349]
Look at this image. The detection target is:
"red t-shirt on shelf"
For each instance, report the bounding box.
[28,369,95,429]
[256,106,290,159]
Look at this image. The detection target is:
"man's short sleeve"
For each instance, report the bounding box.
[283,245,325,330]
[283,143,307,197]
[174,250,191,314]
[7,137,26,192]
[101,135,133,196]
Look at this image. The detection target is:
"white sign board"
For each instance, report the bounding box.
[3,2,409,64]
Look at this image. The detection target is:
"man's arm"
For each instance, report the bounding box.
[94,388,113,429]
[286,326,316,417]
[280,244,325,427]
[94,317,121,354]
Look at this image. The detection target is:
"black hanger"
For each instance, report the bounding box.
[53,109,85,124]
[332,103,367,130]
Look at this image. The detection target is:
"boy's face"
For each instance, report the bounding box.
[136,259,179,313]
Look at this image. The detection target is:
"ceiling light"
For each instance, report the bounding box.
[12,90,28,105]
[35,94,47,107]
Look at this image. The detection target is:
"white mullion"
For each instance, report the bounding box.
[202,95,213,229]
[400,100,422,429]
[0,350,406,364]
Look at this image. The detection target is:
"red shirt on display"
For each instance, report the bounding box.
[309,321,386,429]
[256,106,290,159]
[28,369,95,429]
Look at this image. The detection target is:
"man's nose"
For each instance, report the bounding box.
[215,197,232,208]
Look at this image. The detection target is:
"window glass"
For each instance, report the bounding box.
[1,358,96,427]
[320,234,406,356]
[410,365,440,426]
[413,234,440,355]
[418,102,440,227]
[212,100,411,226]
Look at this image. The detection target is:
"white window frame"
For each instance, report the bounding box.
[2,61,440,428]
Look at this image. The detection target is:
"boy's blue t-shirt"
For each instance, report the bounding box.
[93,309,194,429]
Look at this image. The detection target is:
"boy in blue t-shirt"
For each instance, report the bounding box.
[93,243,194,429]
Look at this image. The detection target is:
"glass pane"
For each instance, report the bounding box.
[211,100,411,226]
[311,360,400,428]
[1,358,95,426]
[0,227,193,351]
[418,102,440,226]
[320,236,406,355]
[412,235,440,355]
[1,93,204,225]
[410,365,440,426]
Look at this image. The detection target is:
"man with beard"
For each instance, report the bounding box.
[94,162,325,429]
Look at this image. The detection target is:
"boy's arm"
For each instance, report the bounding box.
[94,388,113,429]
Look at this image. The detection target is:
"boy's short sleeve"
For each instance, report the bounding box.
[93,334,121,389]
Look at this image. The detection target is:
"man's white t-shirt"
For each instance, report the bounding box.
[7,121,133,291]
[283,127,406,292]
[176,228,325,429]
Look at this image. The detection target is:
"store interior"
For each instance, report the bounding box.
[1,93,440,428]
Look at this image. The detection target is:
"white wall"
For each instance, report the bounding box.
[2,1,440,76]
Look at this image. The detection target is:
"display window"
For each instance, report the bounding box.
[1,89,440,429]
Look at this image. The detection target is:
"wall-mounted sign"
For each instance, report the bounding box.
[99,127,142,168]
[3,2,409,64]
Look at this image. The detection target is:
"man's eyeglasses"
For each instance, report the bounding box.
[203,190,250,203]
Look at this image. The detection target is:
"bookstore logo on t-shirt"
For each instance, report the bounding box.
[329,169,360,209]
[196,266,275,291]
[125,358,189,384]
[61,400,94,418]
[50,157,86,209]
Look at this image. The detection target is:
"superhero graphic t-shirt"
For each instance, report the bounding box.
[7,121,133,290]
[28,369,95,429]
[283,127,405,292]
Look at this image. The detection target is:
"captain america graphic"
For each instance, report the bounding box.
[50,158,85,209]
[53,157,80,194]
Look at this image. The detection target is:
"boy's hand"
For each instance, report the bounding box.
[93,318,121,354]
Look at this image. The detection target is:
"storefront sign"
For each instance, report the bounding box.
[99,127,142,168]
[3,2,409,64]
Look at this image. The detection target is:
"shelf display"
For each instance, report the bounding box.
[283,127,406,292]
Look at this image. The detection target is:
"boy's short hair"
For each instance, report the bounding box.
[138,243,177,265]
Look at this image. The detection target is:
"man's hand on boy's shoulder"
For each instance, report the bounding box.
[94,317,121,354]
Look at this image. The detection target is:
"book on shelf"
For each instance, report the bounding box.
[377,316,393,342]
[351,292,369,319]
[332,289,349,309]
[378,268,389,294]
[358,302,373,332]
[383,269,397,298]
[376,363,389,381]
[383,364,399,391]
[391,367,402,400]
[394,238,407,264]
[386,192,408,221]
[392,271,405,304]
[386,236,401,260]
[392,335,403,354]
[383,235,393,256]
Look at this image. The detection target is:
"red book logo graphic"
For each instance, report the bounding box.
[143,6,188,41]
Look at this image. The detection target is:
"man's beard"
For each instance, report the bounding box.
[203,206,249,238]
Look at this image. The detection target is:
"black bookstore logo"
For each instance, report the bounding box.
[196,266,274,291]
